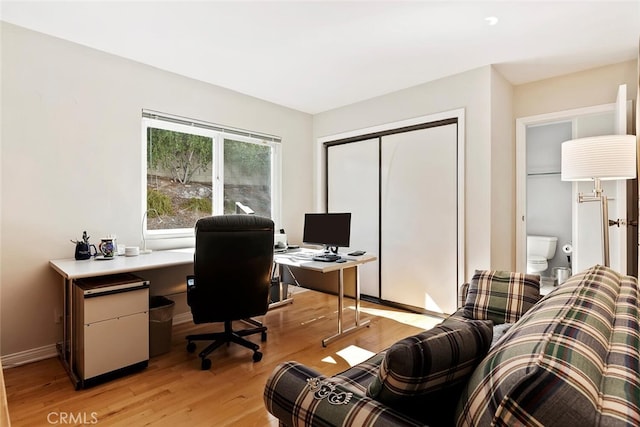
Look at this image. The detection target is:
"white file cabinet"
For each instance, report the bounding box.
[73,273,149,386]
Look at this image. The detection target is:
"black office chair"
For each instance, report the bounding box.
[186,214,274,370]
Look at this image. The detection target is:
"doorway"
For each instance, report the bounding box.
[516,103,631,278]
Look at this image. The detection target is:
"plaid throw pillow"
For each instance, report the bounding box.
[367,318,493,425]
[462,270,540,324]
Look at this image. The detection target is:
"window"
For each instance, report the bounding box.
[142,111,281,238]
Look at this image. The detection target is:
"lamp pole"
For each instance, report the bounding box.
[578,178,610,267]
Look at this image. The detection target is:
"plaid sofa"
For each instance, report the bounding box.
[264,265,639,426]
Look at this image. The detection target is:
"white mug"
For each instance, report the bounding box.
[125,246,140,257]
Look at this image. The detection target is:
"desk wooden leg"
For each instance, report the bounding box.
[355,264,361,326]
[352,264,370,330]
[322,266,370,347]
[268,298,294,310]
[57,277,81,389]
[268,269,294,310]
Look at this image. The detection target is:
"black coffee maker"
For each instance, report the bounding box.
[72,231,97,260]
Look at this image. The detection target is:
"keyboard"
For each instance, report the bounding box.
[312,254,342,262]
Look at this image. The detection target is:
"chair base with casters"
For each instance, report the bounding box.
[186,318,267,370]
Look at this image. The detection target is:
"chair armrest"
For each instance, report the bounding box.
[186,275,196,307]
[264,361,424,427]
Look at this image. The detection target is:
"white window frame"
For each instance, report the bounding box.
[141,115,281,241]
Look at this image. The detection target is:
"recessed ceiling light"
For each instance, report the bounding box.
[485,16,499,26]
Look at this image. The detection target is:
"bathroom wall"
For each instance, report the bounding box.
[525,109,617,277]
[526,122,573,275]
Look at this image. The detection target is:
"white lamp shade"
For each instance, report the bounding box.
[561,134,637,181]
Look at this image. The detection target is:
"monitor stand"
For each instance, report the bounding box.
[324,245,339,254]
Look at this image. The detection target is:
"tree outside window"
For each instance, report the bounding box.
[147,127,213,230]
[143,116,278,235]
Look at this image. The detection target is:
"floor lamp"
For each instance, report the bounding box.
[561,135,637,267]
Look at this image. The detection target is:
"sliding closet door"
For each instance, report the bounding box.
[327,139,380,297]
[381,124,458,314]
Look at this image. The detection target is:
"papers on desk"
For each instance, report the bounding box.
[290,253,314,260]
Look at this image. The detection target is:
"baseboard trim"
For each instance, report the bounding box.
[2,344,58,369]
[1,312,225,369]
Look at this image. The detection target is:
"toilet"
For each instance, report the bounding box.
[527,235,558,274]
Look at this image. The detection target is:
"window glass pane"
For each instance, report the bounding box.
[223,138,271,217]
[146,127,213,230]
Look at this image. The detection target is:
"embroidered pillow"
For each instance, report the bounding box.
[367,318,493,425]
[462,270,540,324]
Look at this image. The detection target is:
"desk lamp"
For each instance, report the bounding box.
[561,134,637,267]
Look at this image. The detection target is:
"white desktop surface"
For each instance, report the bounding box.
[50,248,375,279]
[49,249,194,280]
[274,250,376,273]
[50,246,375,384]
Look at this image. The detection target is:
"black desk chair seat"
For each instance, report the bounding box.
[185,214,274,370]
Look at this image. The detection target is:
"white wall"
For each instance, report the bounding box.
[490,68,515,270]
[526,122,573,274]
[514,61,637,118]
[514,60,637,276]
[0,23,313,358]
[313,60,637,282]
[1,22,636,362]
[313,66,503,281]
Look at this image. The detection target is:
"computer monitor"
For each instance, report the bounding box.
[303,213,351,253]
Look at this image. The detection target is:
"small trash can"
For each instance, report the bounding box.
[149,296,175,357]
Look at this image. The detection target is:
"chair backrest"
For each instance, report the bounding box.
[189,214,274,323]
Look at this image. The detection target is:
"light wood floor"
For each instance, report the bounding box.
[4,289,443,427]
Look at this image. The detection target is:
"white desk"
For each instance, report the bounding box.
[50,250,194,280]
[50,249,376,386]
[49,250,193,388]
[274,250,377,346]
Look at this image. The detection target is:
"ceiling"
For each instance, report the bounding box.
[1,1,639,114]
